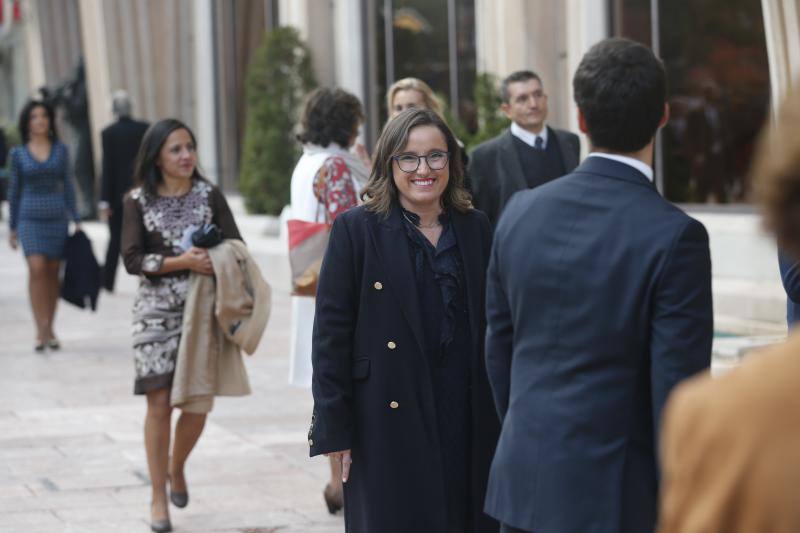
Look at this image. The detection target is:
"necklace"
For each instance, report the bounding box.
[402,210,441,229]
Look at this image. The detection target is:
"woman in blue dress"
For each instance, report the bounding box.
[7,100,80,351]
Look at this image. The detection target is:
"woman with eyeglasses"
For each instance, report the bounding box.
[308,108,500,532]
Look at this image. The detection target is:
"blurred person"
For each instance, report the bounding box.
[658,85,800,533]
[386,77,470,172]
[386,77,444,117]
[469,70,580,227]
[484,39,713,533]
[121,119,242,533]
[99,90,149,292]
[287,87,368,514]
[7,100,81,352]
[309,108,500,532]
[686,82,727,202]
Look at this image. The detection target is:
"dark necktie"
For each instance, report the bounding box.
[535,136,544,150]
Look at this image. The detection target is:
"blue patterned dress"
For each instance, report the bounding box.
[8,142,80,258]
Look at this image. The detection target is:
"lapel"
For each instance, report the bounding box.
[451,210,482,350]
[366,205,427,357]
[497,129,528,193]
[553,126,578,170]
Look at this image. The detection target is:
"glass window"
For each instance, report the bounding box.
[613,0,770,204]
[368,0,477,135]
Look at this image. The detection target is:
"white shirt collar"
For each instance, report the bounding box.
[510,122,548,149]
[587,152,654,182]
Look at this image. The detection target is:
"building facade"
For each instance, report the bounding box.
[4,0,800,330]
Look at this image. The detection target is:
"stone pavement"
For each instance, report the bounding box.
[0,200,343,532]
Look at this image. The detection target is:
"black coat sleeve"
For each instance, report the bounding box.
[309,215,359,456]
[100,129,113,205]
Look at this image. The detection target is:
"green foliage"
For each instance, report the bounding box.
[443,73,509,153]
[239,26,316,214]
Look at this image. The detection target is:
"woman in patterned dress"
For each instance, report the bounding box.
[288,87,368,514]
[121,119,241,533]
[7,100,81,352]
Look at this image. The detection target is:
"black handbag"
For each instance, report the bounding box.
[191,223,223,248]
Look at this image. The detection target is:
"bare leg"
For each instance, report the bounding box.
[145,389,172,523]
[26,255,49,344]
[43,259,60,341]
[169,411,207,494]
[328,455,343,495]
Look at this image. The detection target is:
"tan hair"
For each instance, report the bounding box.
[753,87,800,259]
[386,77,443,118]
[361,108,471,217]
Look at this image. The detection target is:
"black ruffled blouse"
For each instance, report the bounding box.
[400,207,473,532]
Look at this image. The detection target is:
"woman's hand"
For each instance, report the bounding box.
[73,222,82,234]
[182,247,213,275]
[326,449,353,482]
[8,230,17,250]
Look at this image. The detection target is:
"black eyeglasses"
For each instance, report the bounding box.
[392,151,450,172]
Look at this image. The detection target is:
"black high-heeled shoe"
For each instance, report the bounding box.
[167,471,189,508]
[323,483,343,514]
[34,341,46,353]
[47,339,60,350]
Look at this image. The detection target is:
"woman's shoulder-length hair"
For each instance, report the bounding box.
[18,100,58,143]
[361,108,471,217]
[133,118,207,199]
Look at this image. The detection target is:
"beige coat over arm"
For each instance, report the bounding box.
[171,239,272,413]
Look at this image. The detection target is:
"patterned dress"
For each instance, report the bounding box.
[8,142,80,258]
[121,179,241,394]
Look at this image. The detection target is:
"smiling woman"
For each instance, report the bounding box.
[121,118,242,533]
[308,108,500,532]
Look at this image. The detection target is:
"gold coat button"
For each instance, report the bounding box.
[390,401,399,409]
[374,281,383,290]
[387,341,397,350]
[308,439,314,446]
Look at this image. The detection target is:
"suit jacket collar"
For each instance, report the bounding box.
[573,154,657,190]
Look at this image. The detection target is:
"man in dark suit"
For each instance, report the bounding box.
[99,91,148,291]
[484,38,713,533]
[469,70,580,227]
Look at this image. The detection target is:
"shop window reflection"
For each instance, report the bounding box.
[613,0,770,204]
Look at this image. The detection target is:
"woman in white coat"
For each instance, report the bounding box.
[288,87,367,513]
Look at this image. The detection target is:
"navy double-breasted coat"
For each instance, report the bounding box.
[309,204,500,533]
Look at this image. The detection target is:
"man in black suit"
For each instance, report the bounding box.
[484,39,713,533]
[469,70,580,227]
[99,91,148,291]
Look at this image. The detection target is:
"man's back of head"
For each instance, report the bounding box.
[111,90,131,119]
[573,38,666,154]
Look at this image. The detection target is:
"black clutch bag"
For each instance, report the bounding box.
[191,223,223,248]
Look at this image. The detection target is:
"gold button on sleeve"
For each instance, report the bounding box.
[389,401,399,409]
[308,439,314,446]
[374,281,383,290]
[387,341,396,350]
